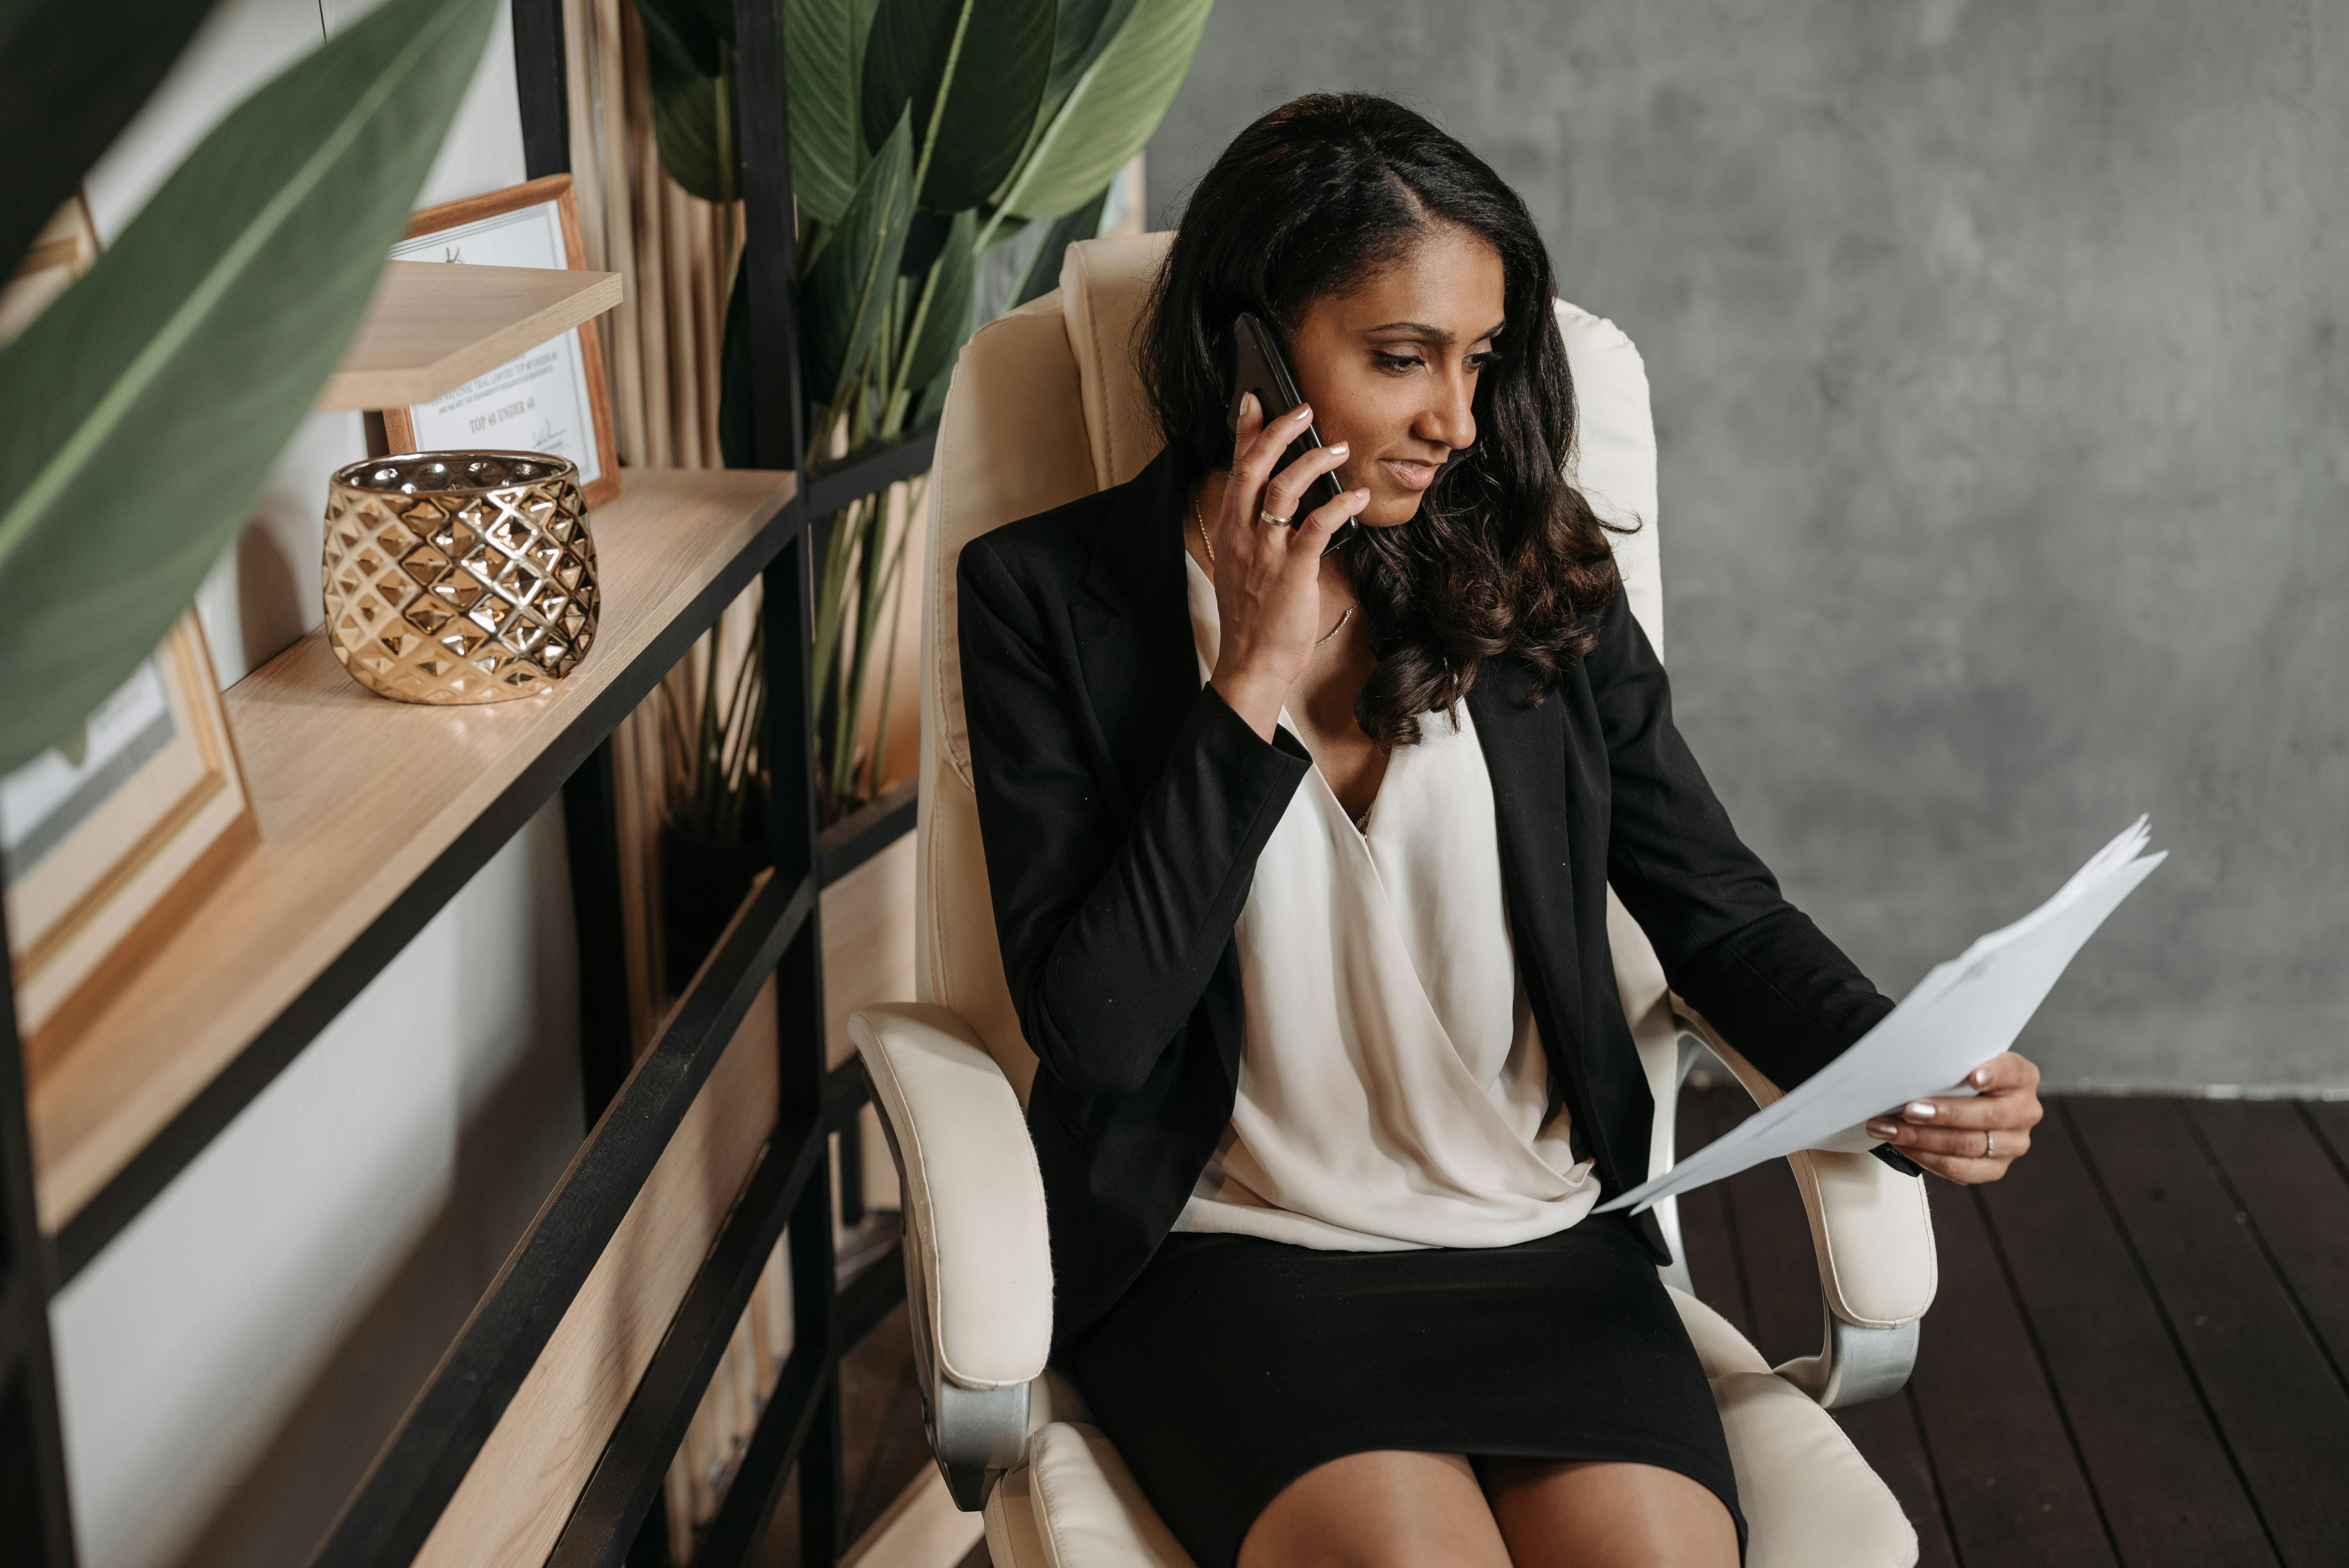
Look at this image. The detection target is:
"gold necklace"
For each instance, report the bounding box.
[1191,495,1354,647]
[1191,493,1217,565]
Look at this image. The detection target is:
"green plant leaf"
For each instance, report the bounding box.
[998,0,1207,221]
[1044,0,1139,102]
[898,208,953,278]
[647,50,740,203]
[637,0,725,76]
[972,207,1029,251]
[900,207,975,394]
[800,108,916,410]
[638,0,737,203]
[856,0,937,151]
[860,0,1056,212]
[0,0,500,774]
[0,0,221,278]
[784,0,877,225]
[718,257,753,467]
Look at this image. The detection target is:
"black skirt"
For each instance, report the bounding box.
[1067,1212,1745,1568]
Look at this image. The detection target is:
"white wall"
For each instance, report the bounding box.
[50,5,586,1566]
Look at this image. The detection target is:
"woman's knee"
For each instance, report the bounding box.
[1476,1458,1738,1568]
[1237,1450,1511,1568]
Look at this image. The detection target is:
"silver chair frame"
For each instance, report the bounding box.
[1656,1034,1921,1412]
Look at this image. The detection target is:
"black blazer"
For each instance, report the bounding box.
[958,447,1896,1350]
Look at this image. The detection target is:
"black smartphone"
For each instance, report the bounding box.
[1224,312,1357,554]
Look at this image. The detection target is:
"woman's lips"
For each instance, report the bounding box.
[1380,457,1440,492]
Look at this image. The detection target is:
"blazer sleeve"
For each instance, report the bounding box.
[957,535,1312,1100]
[1583,590,1895,1092]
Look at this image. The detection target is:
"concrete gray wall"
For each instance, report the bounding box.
[1148,1,2349,1092]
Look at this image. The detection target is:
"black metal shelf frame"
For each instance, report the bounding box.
[0,2,931,1564]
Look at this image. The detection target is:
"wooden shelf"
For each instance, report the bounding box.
[314,261,623,411]
[27,468,793,1235]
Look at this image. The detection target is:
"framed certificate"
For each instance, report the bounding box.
[383,174,621,506]
[3,196,260,1080]
[2,615,257,1080]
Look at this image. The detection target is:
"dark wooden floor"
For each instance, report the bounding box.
[782,1088,2349,1568]
[754,1298,953,1566]
[1675,1083,2349,1568]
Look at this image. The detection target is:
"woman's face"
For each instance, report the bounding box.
[1285,221,1507,529]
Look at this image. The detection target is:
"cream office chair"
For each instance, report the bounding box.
[849,233,1936,1568]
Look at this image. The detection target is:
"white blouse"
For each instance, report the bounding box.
[1172,555,1602,1251]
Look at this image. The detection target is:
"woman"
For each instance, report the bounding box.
[957,94,2044,1568]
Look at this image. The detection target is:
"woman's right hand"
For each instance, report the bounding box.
[1204,394,1371,739]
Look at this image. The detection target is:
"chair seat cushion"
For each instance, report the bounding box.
[988,1423,1196,1568]
[1714,1373,1918,1568]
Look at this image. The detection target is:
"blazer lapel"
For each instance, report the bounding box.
[1468,657,1590,1086]
[1066,448,1201,809]
[1066,449,1249,1096]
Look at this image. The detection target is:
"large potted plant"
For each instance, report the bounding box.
[657,612,772,996]
[638,0,1213,986]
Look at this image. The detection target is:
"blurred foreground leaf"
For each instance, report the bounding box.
[0,0,500,772]
[0,0,222,276]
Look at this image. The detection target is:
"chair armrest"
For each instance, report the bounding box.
[852,1003,1053,1507]
[1672,1005,1937,1408]
[1672,1006,1938,1327]
[852,1003,1053,1386]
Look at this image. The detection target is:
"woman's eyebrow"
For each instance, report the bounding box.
[1363,319,1509,345]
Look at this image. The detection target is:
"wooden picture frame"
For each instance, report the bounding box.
[1,196,99,347]
[3,615,258,1081]
[382,173,621,506]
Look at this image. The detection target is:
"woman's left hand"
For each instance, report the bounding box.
[1866,1051,2044,1184]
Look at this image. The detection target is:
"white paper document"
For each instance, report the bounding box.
[1597,818,2165,1215]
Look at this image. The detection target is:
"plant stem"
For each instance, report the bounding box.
[909,0,976,204]
[717,617,763,839]
[715,39,737,205]
[862,474,922,795]
[828,500,879,802]
[693,631,722,829]
[884,249,947,428]
[809,492,860,702]
[829,475,903,804]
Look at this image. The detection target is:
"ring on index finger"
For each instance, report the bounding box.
[1257,508,1292,526]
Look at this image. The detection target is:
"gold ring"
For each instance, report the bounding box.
[1258,508,1292,526]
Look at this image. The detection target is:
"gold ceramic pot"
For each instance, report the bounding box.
[322,451,599,704]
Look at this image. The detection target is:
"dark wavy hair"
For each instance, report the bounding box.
[1141,93,1625,745]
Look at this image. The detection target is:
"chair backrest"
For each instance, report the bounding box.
[917,232,1666,1105]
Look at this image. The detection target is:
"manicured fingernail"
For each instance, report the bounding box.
[1905,1101,1937,1120]
[1867,1120,1900,1140]
[1328,442,1349,456]
[1972,1067,1992,1087]
[1291,404,1313,421]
